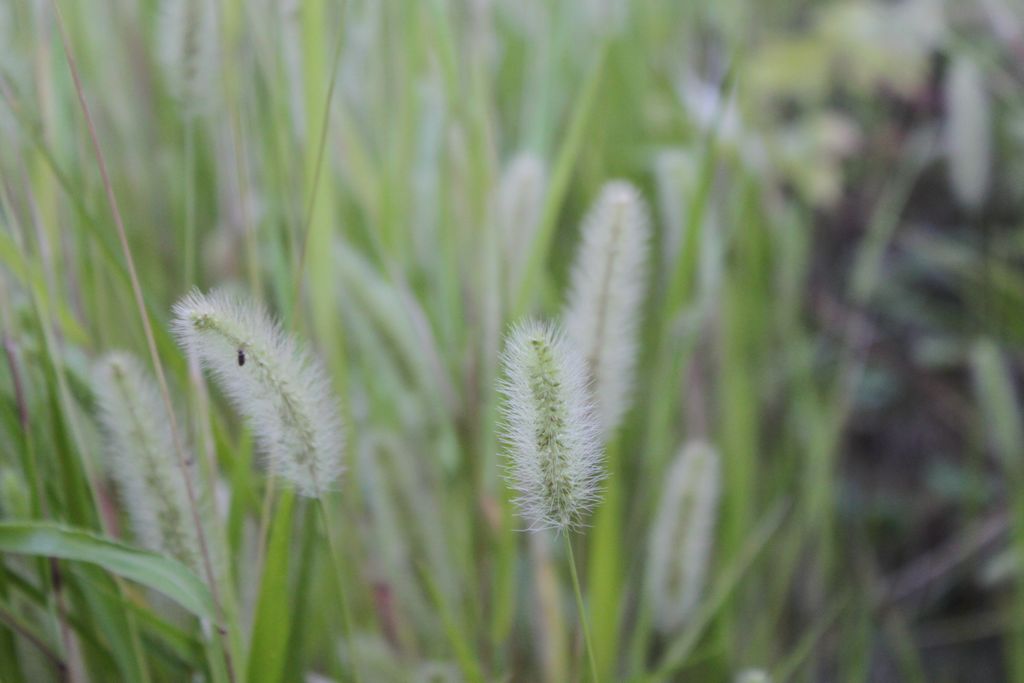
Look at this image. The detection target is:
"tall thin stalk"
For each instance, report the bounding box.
[565,535,598,683]
[48,4,233,679]
[315,498,362,683]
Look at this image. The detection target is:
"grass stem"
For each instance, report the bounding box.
[565,534,599,683]
[48,3,234,679]
[315,498,362,683]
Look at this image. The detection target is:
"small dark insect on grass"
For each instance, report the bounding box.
[237,349,246,367]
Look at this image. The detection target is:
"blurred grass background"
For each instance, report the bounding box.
[1,0,1024,681]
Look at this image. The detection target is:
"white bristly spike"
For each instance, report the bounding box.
[564,180,650,438]
[172,288,344,497]
[735,670,772,683]
[93,352,201,571]
[157,0,219,116]
[646,440,721,633]
[945,54,991,211]
[499,320,604,532]
[496,152,548,296]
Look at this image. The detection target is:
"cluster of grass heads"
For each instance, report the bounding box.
[2,0,1024,681]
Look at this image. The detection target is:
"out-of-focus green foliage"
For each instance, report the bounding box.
[1,0,1023,681]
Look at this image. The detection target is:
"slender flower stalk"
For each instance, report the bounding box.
[499,320,604,532]
[646,440,721,632]
[565,535,600,683]
[564,180,650,437]
[172,288,344,497]
[93,352,202,572]
[51,6,234,676]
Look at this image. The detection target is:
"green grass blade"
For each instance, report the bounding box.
[246,489,295,683]
[419,561,485,683]
[0,522,216,621]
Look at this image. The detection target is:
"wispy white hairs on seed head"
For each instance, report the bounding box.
[172,288,344,497]
[157,0,219,116]
[93,352,201,571]
[499,320,604,532]
[945,54,991,211]
[496,152,547,295]
[564,180,650,437]
[646,440,721,633]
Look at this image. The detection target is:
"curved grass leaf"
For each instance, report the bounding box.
[0,522,215,621]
